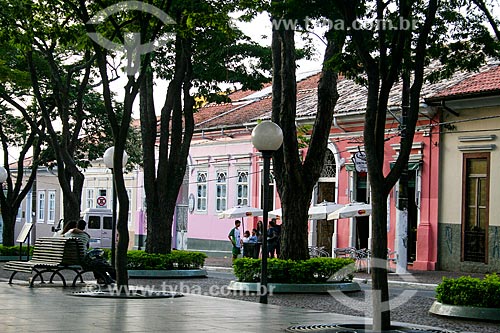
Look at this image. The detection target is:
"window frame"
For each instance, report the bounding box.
[47,190,56,224]
[196,171,208,212]
[86,188,95,210]
[37,191,45,223]
[215,170,227,212]
[98,188,108,208]
[461,152,490,263]
[236,170,249,206]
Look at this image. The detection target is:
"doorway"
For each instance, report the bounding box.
[407,170,418,262]
[316,182,336,254]
[355,172,369,249]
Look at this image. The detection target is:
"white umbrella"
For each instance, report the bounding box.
[268,208,282,219]
[218,205,263,219]
[218,206,263,233]
[308,201,344,220]
[327,202,371,220]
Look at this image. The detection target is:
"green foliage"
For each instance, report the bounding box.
[125,250,207,270]
[435,274,500,308]
[297,124,312,149]
[0,245,33,256]
[233,257,355,283]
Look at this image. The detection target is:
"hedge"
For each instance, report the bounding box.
[436,274,500,308]
[0,245,33,256]
[122,250,207,270]
[232,257,355,283]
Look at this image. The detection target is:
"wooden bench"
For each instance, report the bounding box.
[4,237,88,287]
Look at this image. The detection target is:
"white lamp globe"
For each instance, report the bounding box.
[0,166,7,183]
[251,121,284,152]
[103,146,129,169]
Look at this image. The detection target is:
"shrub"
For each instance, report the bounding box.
[0,245,33,256]
[232,257,355,283]
[125,250,207,270]
[435,273,500,308]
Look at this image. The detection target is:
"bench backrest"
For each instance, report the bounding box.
[31,237,85,265]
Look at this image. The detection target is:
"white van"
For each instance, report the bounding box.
[81,208,113,248]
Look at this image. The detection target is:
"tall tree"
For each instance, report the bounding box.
[141,1,272,254]
[268,1,346,260]
[0,107,44,245]
[0,0,96,223]
[0,41,45,245]
[333,0,499,330]
[69,0,148,287]
[0,1,140,245]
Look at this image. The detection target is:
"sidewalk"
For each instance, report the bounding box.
[0,283,369,332]
[0,261,491,332]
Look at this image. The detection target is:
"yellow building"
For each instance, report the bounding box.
[428,64,500,272]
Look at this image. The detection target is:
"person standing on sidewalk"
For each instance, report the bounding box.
[228,220,242,261]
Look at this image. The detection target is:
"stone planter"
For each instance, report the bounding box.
[429,301,500,321]
[128,269,207,278]
[228,280,360,293]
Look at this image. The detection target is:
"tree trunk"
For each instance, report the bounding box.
[144,33,194,254]
[271,24,344,260]
[62,181,83,223]
[369,184,390,331]
[1,212,16,246]
[115,169,130,288]
[279,190,311,259]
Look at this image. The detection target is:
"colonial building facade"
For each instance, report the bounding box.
[429,65,500,272]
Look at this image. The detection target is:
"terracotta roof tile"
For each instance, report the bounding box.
[193,62,499,130]
[430,65,500,99]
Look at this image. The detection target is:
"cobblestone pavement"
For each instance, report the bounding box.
[126,276,496,333]
[1,260,497,333]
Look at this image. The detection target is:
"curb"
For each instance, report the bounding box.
[353,277,438,290]
[228,280,361,293]
[204,266,233,272]
[128,269,208,278]
[429,301,500,321]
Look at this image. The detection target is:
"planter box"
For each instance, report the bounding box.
[429,301,500,321]
[128,269,207,278]
[228,280,361,293]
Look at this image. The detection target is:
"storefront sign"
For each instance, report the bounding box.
[353,151,367,173]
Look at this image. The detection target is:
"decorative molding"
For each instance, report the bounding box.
[233,162,252,167]
[458,144,496,151]
[392,154,423,162]
[230,153,252,160]
[193,157,210,168]
[458,135,496,142]
[390,142,424,151]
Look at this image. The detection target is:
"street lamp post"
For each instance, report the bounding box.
[103,147,128,269]
[251,121,283,304]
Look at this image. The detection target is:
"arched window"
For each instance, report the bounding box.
[196,172,207,211]
[216,171,227,212]
[237,171,249,206]
[320,150,337,178]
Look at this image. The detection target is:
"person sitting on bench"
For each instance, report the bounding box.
[65,220,115,284]
[63,220,91,249]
